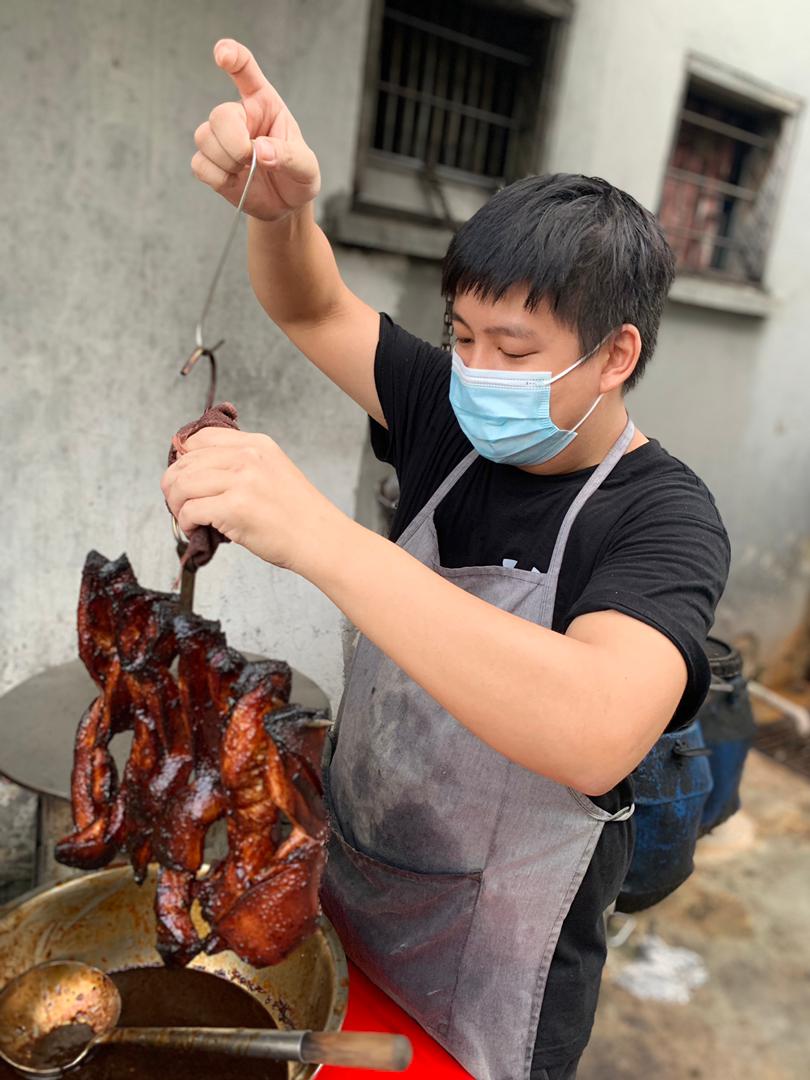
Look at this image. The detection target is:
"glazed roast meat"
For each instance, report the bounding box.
[56,551,330,969]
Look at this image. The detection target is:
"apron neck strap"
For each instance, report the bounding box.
[396,449,479,549]
[537,417,636,623]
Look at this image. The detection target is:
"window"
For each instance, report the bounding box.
[345,0,567,243]
[659,59,800,289]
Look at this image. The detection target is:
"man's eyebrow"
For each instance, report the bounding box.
[451,310,537,340]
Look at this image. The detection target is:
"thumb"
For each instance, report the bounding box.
[254,136,320,188]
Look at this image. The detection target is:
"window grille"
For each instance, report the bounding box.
[369,0,552,187]
[659,77,790,284]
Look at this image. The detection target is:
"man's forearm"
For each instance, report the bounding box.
[299,514,683,795]
[247,204,345,329]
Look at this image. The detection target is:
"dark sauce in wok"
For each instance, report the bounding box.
[0,968,286,1080]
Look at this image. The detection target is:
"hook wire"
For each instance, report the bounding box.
[194,142,259,350]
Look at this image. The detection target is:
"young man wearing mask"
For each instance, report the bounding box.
[162,40,730,1080]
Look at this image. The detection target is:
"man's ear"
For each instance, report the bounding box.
[599,324,642,393]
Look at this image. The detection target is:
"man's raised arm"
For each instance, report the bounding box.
[192,38,384,425]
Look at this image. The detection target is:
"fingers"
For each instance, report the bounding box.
[191,150,234,193]
[214,39,270,99]
[163,445,257,493]
[176,494,230,540]
[162,442,270,499]
[194,122,241,175]
[182,428,272,451]
[163,466,232,520]
[206,100,252,167]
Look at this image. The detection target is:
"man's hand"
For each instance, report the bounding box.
[192,39,321,221]
[161,428,347,574]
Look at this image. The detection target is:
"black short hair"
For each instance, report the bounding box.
[440,173,676,390]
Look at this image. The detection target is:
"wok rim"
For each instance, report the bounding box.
[0,865,349,1080]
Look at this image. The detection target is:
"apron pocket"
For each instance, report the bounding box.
[321,814,483,1037]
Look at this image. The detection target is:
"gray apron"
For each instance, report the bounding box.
[321,419,636,1080]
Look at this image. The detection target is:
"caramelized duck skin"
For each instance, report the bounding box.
[57,551,329,970]
[152,620,245,874]
[155,866,203,967]
[56,554,139,868]
[196,666,291,927]
[198,676,329,967]
[210,839,327,967]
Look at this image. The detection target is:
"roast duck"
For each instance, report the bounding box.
[56,404,330,969]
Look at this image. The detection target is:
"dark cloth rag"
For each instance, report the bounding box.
[168,401,240,573]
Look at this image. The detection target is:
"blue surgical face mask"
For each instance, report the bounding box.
[449,341,606,467]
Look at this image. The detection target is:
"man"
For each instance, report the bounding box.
[162,39,730,1080]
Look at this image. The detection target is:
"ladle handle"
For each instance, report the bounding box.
[302,1031,413,1071]
[107,1027,413,1071]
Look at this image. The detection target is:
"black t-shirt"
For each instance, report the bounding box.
[368,313,731,1069]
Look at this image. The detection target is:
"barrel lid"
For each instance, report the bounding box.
[705,636,743,679]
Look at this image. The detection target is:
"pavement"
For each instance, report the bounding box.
[579,749,810,1080]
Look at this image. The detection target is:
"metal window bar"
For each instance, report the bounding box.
[373,85,522,143]
[444,28,469,172]
[384,7,533,66]
[378,78,522,129]
[367,148,501,189]
[426,33,451,168]
[412,31,439,162]
[680,108,771,150]
[381,26,405,154]
[662,202,764,277]
[459,41,484,172]
[664,165,758,202]
[661,224,751,251]
[398,26,421,157]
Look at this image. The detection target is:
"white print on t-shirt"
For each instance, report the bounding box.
[502,558,541,573]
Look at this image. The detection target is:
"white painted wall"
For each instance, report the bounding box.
[546,0,810,656]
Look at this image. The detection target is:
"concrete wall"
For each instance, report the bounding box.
[2,0,379,707]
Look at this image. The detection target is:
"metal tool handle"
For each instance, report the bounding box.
[107,1027,412,1071]
[302,1031,413,1071]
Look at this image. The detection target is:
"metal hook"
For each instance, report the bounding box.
[180,340,224,412]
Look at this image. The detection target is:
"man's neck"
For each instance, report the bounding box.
[518,403,647,476]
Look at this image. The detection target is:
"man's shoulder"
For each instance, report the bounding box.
[614,438,726,527]
[379,313,448,365]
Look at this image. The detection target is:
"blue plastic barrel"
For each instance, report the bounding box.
[616,717,713,913]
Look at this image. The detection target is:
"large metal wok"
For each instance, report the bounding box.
[0,865,349,1080]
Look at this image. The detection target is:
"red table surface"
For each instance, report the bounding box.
[318,961,473,1079]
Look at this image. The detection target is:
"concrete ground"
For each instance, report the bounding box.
[579,750,810,1080]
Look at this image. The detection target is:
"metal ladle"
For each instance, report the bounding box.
[0,961,413,1077]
